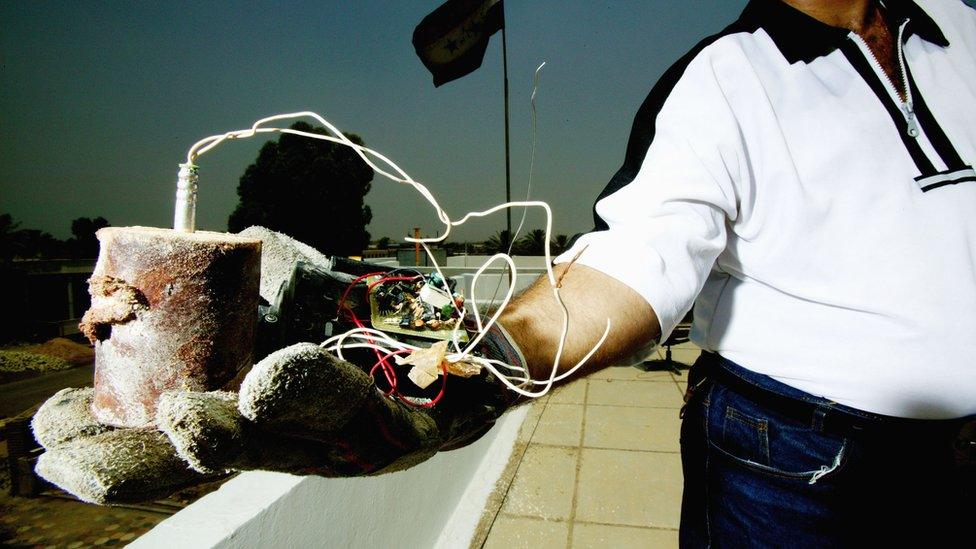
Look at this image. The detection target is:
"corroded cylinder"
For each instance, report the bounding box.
[81,226,261,427]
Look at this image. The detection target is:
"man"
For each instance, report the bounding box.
[503,0,976,545]
[34,0,975,546]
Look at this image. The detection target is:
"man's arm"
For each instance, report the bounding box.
[498,262,661,382]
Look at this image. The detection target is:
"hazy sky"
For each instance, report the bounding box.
[4,1,970,243]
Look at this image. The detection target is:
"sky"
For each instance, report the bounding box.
[0,0,749,243]
[4,1,967,244]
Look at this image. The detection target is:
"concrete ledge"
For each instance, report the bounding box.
[133,406,528,548]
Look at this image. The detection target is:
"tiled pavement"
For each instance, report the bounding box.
[475,343,700,549]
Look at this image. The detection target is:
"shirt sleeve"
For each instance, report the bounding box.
[555,50,743,348]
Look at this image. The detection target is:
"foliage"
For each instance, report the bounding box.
[0,213,23,262]
[480,229,573,256]
[551,233,570,255]
[514,228,548,255]
[375,236,393,250]
[1,214,61,261]
[0,213,111,262]
[227,122,374,256]
[483,230,512,254]
[68,216,110,258]
[440,240,471,255]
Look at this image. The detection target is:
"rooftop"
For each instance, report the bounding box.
[475,341,699,548]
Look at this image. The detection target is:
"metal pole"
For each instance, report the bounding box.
[501,25,512,251]
[414,227,422,266]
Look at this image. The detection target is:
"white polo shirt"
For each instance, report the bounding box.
[557,0,976,418]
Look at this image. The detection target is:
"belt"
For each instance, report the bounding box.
[694,352,967,440]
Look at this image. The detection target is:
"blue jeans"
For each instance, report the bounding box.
[679,353,974,548]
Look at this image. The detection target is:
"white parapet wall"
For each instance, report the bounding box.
[444,257,549,310]
[132,406,527,549]
[445,255,550,269]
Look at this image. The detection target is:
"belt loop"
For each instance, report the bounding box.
[812,405,829,433]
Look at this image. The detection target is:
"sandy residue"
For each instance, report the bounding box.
[23,338,94,366]
[0,350,72,375]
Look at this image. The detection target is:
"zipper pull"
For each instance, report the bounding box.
[903,102,919,138]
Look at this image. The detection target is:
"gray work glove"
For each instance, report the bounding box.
[32,341,516,505]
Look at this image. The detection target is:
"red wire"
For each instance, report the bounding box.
[397,359,448,408]
[338,272,450,408]
[335,272,402,374]
[369,349,408,396]
[336,271,390,320]
[366,275,420,294]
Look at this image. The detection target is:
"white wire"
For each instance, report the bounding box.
[486,61,547,314]
[185,110,609,399]
[510,61,547,249]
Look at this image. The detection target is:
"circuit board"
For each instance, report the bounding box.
[367,274,469,343]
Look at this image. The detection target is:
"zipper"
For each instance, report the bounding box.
[849,19,919,138]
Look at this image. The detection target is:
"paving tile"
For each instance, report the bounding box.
[483,516,570,549]
[550,380,586,404]
[667,340,701,351]
[665,348,701,366]
[518,398,549,443]
[673,376,688,393]
[572,523,679,548]
[576,449,683,529]
[501,445,579,520]
[587,379,683,408]
[583,405,680,452]
[588,364,673,382]
[532,404,584,447]
[471,440,531,548]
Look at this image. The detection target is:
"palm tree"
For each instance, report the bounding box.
[516,229,547,255]
[551,234,570,255]
[484,230,512,254]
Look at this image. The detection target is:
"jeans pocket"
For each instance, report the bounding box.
[723,405,770,465]
[706,384,849,483]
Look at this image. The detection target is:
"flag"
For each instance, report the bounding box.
[412,0,505,87]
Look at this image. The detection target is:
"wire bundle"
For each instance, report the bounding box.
[182,105,610,402]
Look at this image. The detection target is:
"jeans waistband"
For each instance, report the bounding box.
[695,352,970,439]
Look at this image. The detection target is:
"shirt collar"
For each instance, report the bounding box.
[737,0,950,64]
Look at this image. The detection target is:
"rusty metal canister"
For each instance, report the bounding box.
[81,226,261,427]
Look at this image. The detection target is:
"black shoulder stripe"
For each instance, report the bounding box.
[839,40,936,176]
[904,62,967,171]
[591,19,756,232]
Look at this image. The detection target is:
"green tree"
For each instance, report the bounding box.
[0,214,21,263]
[440,240,469,255]
[483,230,512,254]
[515,228,548,255]
[227,122,374,256]
[0,213,66,262]
[376,236,393,250]
[69,216,110,258]
[551,234,569,255]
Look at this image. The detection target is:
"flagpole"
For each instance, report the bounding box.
[501,22,512,253]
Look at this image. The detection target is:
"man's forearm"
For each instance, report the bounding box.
[498,262,661,382]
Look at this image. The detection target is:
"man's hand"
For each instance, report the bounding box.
[32,342,512,504]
